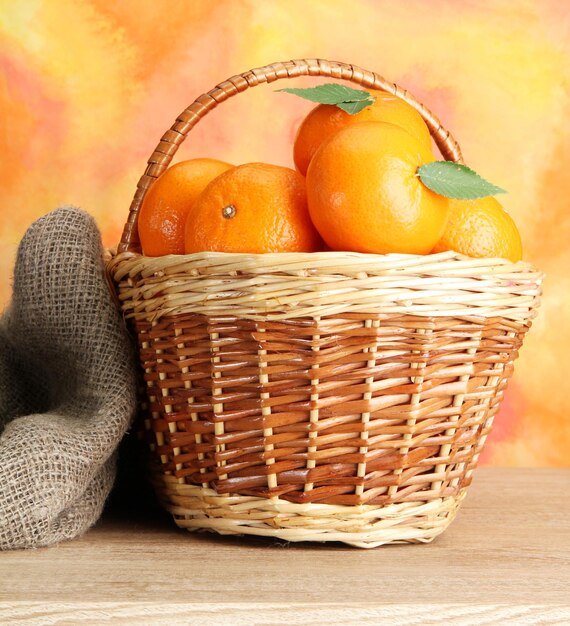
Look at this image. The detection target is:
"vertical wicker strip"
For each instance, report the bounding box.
[108,60,543,547]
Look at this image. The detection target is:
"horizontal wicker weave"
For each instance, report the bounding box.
[108,59,543,547]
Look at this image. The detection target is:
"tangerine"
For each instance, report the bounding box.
[306,121,449,255]
[184,163,322,254]
[293,90,432,175]
[432,196,523,262]
[138,158,232,256]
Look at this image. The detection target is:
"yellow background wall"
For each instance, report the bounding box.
[1,1,568,466]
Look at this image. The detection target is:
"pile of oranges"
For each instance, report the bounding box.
[138,90,522,262]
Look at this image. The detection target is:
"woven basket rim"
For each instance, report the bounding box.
[108,248,543,324]
[109,248,541,277]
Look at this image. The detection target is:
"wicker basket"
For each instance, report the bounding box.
[108,59,543,548]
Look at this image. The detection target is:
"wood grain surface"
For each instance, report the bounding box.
[1,468,569,625]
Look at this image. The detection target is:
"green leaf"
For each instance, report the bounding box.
[336,100,372,114]
[277,83,375,114]
[417,161,507,199]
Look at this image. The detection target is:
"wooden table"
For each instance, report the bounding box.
[1,468,569,625]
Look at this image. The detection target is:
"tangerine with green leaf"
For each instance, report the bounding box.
[306,121,449,254]
[293,89,432,175]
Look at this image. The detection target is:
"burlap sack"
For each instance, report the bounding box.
[0,207,137,550]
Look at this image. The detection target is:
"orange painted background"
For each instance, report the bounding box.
[1,1,568,466]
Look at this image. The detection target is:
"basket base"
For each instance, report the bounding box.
[153,474,467,548]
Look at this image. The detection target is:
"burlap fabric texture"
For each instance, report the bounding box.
[0,207,137,550]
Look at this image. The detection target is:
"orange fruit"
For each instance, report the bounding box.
[293,90,432,175]
[184,163,322,254]
[432,196,523,262]
[306,121,449,255]
[138,158,233,256]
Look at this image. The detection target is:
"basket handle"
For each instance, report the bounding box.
[119,58,464,254]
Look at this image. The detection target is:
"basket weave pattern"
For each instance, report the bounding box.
[109,60,543,546]
[138,311,515,505]
[111,251,541,545]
